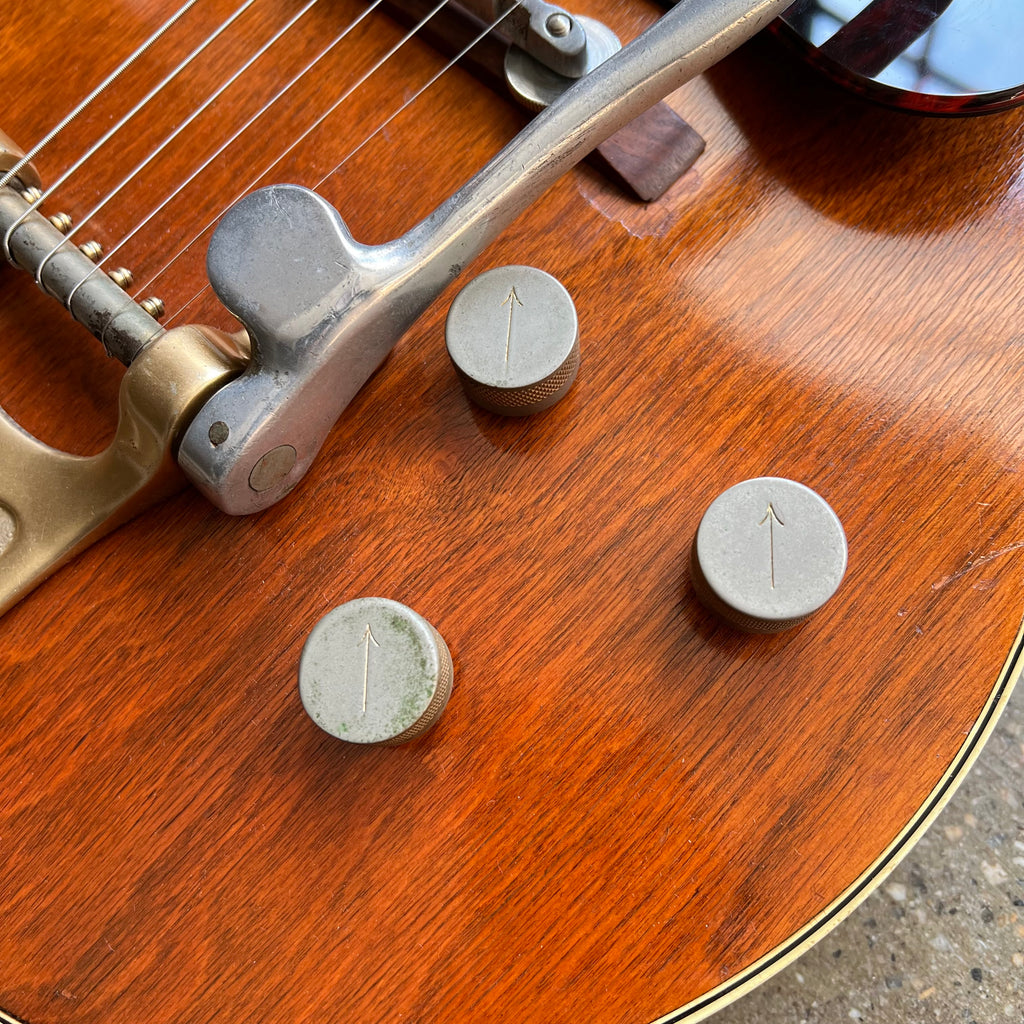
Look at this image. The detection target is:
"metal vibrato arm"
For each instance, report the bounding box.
[178,0,791,514]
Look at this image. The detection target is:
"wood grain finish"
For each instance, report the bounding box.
[2,2,1023,1023]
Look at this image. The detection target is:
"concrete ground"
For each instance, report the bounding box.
[711,667,1024,1023]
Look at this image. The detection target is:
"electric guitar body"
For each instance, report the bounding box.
[1,2,1022,1023]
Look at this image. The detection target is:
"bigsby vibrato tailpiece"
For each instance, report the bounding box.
[0,0,792,615]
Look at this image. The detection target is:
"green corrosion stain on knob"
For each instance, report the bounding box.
[299,597,454,745]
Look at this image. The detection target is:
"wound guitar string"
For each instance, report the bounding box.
[2,0,263,264]
[315,0,523,189]
[7,0,522,339]
[35,0,329,292]
[0,0,200,194]
[65,0,393,313]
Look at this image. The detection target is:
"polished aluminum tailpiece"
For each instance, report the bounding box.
[182,0,791,514]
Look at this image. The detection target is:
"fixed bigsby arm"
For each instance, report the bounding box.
[177,0,792,515]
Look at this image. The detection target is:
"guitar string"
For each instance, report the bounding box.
[148,0,503,322]
[314,0,521,192]
[34,0,329,292]
[2,0,262,265]
[65,0,392,312]
[0,0,200,193]
[159,0,520,327]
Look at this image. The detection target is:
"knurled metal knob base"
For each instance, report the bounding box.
[299,598,453,745]
[446,265,579,416]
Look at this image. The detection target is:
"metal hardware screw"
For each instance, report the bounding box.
[109,267,134,289]
[19,187,42,204]
[505,15,621,113]
[139,296,165,318]
[546,12,572,37]
[208,421,230,446]
[248,445,296,492]
[48,211,73,233]
[0,506,15,558]
[79,240,103,261]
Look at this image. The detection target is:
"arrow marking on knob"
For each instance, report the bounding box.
[501,284,523,365]
[359,623,381,714]
[759,502,785,589]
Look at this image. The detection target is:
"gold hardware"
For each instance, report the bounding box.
[140,296,165,318]
[79,240,103,261]
[0,325,248,616]
[19,186,42,204]
[109,267,134,289]
[48,211,73,233]
[0,128,42,191]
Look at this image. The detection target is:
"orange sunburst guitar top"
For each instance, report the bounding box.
[1,2,1022,1023]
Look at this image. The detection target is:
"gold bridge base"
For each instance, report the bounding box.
[0,326,245,617]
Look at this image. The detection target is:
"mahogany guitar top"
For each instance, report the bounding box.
[1,1,1022,1023]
